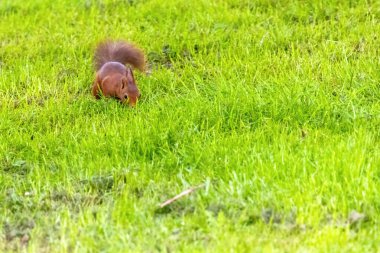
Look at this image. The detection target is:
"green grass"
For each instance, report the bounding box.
[1,0,380,252]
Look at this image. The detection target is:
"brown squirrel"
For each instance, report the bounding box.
[92,40,145,106]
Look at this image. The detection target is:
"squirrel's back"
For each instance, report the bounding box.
[94,40,145,72]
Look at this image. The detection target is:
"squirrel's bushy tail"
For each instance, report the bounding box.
[94,40,145,71]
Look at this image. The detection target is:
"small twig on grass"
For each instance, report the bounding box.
[159,184,205,208]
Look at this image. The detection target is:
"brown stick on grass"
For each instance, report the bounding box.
[159,184,205,208]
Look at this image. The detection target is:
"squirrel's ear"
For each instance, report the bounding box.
[126,68,134,79]
[121,77,127,89]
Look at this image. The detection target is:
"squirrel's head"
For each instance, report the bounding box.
[118,68,141,106]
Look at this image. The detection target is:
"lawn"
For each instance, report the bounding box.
[0,0,379,252]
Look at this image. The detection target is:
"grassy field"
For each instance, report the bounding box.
[1,0,380,252]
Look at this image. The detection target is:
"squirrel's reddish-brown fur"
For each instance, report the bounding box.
[92,40,145,106]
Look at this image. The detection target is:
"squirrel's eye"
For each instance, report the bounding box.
[124,95,128,99]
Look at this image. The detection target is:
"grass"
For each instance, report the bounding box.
[0,0,379,251]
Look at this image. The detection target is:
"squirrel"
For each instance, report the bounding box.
[92,40,146,106]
